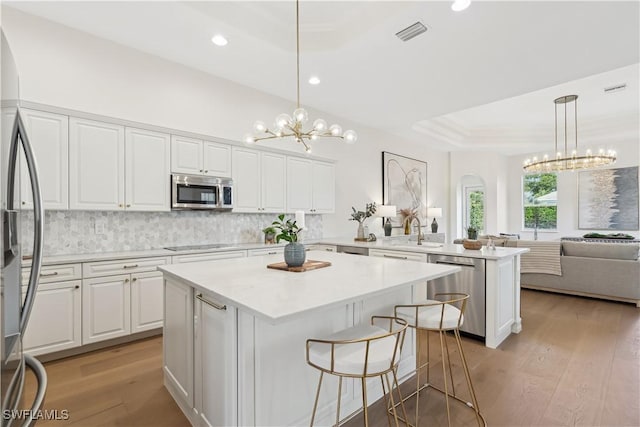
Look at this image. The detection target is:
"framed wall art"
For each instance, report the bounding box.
[578,166,639,230]
[382,151,427,227]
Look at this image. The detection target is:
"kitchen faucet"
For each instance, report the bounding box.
[408,216,424,245]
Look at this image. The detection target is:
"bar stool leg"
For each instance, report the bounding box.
[439,330,452,427]
[391,368,410,427]
[336,377,343,427]
[361,378,369,427]
[454,328,482,426]
[415,334,421,427]
[310,372,324,427]
[380,375,393,427]
[443,331,456,397]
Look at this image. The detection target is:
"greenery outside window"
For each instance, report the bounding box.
[465,186,485,234]
[523,173,557,230]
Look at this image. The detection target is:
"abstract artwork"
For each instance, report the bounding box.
[578,166,639,230]
[382,152,427,227]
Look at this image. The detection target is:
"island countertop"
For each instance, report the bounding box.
[158,250,460,324]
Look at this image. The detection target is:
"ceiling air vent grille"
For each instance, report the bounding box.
[396,22,427,42]
[604,83,626,94]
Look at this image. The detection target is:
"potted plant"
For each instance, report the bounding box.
[467,226,478,240]
[272,214,305,267]
[349,203,377,239]
[262,226,277,244]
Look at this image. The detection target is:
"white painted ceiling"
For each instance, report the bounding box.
[5,1,640,155]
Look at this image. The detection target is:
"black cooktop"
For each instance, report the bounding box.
[164,243,234,251]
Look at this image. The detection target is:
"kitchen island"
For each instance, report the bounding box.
[159,251,461,426]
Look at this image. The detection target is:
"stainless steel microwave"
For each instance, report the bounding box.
[171,174,233,210]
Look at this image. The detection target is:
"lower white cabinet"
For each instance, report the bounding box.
[83,274,131,344]
[305,244,337,253]
[369,248,428,262]
[247,247,284,257]
[131,271,164,333]
[22,280,82,356]
[172,250,246,264]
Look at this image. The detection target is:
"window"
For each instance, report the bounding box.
[464,186,485,234]
[523,173,557,230]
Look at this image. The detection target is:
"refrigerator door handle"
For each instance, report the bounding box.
[8,110,45,335]
[20,354,48,427]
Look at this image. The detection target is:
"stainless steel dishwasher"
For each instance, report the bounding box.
[336,245,369,256]
[427,254,486,339]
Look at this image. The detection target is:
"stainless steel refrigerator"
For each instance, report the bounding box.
[1,31,47,427]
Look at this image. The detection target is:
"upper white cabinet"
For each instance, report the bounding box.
[125,127,170,211]
[19,109,69,210]
[69,118,125,210]
[171,135,231,178]
[70,118,170,211]
[287,158,335,214]
[232,147,286,213]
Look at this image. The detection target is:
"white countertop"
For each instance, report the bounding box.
[158,250,460,324]
[318,237,529,260]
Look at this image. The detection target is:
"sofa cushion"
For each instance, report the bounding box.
[562,241,639,261]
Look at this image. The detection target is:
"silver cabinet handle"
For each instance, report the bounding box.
[383,254,408,260]
[325,248,334,252]
[267,251,277,255]
[204,170,208,173]
[123,264,139,269]
[199,169,203,172]
[40,271,59,277]
[132,277,137,282]
[124,278,130,283]
[74,285,80,289]
[196,293,226,311]
[126,204,131,208]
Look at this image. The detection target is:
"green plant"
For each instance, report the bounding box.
[467,226,477,233]
[262,226,277,235]
[271,214,301,243]
[349,203,377,223]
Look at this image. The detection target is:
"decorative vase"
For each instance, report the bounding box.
[431,218,439,233]
[264,232,276,244]
[384,219,392,237]
[403,218,411,235]
[284,242,306,267]
[357,222,365,239]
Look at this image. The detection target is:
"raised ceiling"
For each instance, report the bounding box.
[5,1,640,154]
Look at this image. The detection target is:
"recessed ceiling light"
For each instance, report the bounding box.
[308,76,320,85]
[211,34,228,46]
[451,0,471,12]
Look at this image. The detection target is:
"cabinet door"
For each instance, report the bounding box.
[312,161,335,214]
[82,274,131,344]
[20,109,69,210]
[286,157,312,212]
[195,294,237,427]
[22,280,81,356]
[131,271,164,333]
[260,152,286,213]
[69,118,125,210]
[203,141,232,177]
[369,249,427,262]
[232,147,261,212]
[171,250,246,264]
[164,278,194,408]
[125,127,170,211]
[171,135,203,175]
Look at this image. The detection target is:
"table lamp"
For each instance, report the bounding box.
[427,207,442,233]
[378,205,397,237]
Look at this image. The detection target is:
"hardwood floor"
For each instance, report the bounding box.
[21,289,639,426]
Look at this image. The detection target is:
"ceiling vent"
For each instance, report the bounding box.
[604,83,626,94]
[396,22,428,42]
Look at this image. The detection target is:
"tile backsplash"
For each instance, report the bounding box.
[20,210,322,256]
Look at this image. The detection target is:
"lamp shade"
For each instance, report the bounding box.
[378,205,397,217]
[427,207,442,218]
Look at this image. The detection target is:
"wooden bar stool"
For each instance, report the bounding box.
[394,293,485,427]
[306,316,409,427]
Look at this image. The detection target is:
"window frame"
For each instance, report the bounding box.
[521,172,558,231]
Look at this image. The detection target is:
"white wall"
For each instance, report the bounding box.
[2,7,449,240]
[506,142,640,240]
[449,151,509,239]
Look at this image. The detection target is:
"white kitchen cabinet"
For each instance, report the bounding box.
[125,127,170,211]
[194,292,237,427]
[171,135,231,177]
[22,280,82,356]
[82,256,168,344]
[286,158,335,213]
[247,247,284,257]
[232,147,286,213]
[164,277,194,410]
[369,248,428,262]
[305,244,337,253]
[19,109,69,210]
[171,250,246,264]
[69,117,125,210]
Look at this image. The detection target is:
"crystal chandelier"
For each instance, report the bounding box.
[243,0,357,153]
[523,95,616,173]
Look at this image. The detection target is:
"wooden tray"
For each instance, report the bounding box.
[267,260,331,273]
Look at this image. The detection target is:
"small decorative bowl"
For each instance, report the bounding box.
[462,239,482,250]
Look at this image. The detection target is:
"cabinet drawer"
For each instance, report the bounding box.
[306,244,337,253]
[369,249,427,262]
[172,250,246,264]
[247,247,284,257]
[22,263,82,285]
[83,257,169,278]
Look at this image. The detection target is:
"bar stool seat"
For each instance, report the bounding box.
[395,299,464,330]
[306,316,409,426]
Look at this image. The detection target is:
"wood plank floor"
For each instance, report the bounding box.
[21,289,639,426]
